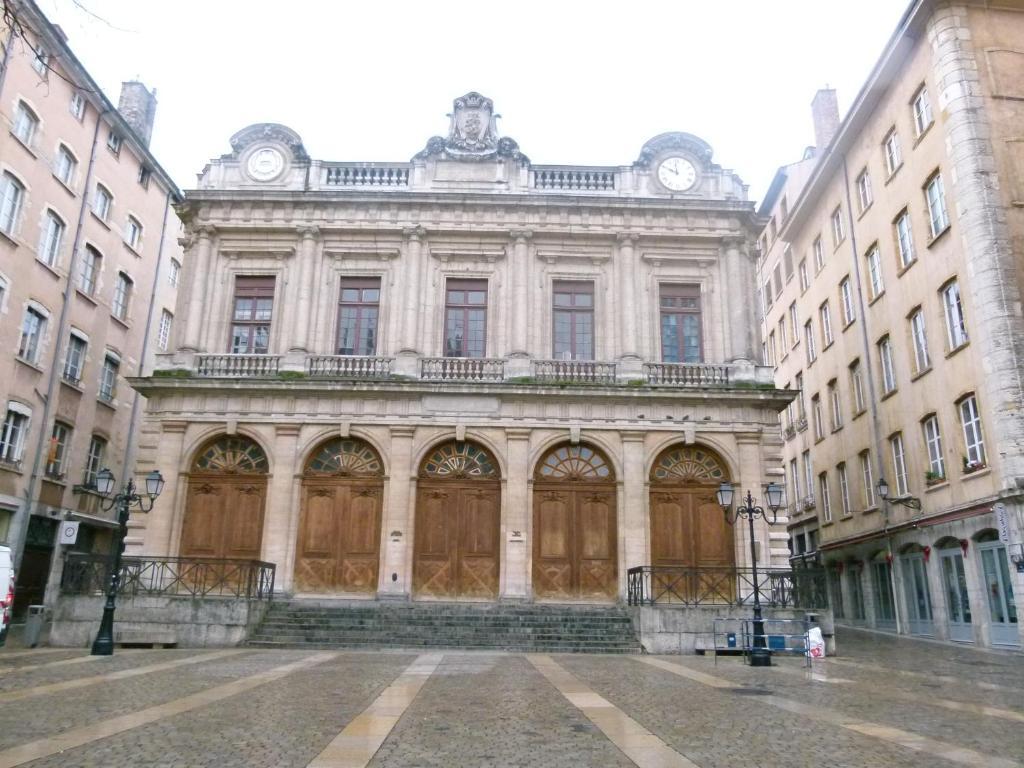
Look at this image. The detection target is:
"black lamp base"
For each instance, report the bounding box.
[749,648,773,667]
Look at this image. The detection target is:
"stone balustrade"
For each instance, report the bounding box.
[643,362,731,386]
[156,353,770,389]
[307,355,393,378]
[324,164,410,187]
[532,359,618,384]
[532,166,617,191]
[420,357,506,382]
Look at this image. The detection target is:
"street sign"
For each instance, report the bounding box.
[994,503,1011,544]
[59,520,80,546]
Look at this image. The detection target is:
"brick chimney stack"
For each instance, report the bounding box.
[811,88,840,151]
[117,81,157,148]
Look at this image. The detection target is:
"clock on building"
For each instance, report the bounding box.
[657,156,698,192]
[246,147,285,181]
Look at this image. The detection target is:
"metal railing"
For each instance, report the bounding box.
[626,565,827,609]
[532,359,618,384]
[644,363,730,386]
[60,553,276,601]
[306,355,393,378]
[420,357,506,382]
[195,354,281,377]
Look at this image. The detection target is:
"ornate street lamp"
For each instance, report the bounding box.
[716,481,783,667]
[876,476,921,510]
[90,468,164,656]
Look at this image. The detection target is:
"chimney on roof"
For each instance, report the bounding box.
[117,81,157,148]
[811,88,840,151]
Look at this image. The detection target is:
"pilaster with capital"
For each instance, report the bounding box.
[724,238,755,363]
[140,420,188,557]
[290,227,319,352]
[621,432,647,578]
[379,426,416,598]
[181,227,214,351]
[508,230,532,357]
[399,227,426,355]
[265,424,302,590]
[733,434,766,568]
[616,234,640,360]
[502,429,531,599]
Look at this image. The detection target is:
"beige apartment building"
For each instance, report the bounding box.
[759,0,1024,649]
[0,0,182,613]
[127,91,797,606]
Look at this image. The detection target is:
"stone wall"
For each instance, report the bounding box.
[49,595,269,648]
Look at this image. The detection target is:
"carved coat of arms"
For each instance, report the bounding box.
[414,91,527,163]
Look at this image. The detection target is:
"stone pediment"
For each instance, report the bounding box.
[635,132,713,168]
[414,92,528,164]
[227,123,309,162]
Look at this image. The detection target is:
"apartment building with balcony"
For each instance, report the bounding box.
[129,91,796,605]
[758,0,1024,649]
[0,0,182,612]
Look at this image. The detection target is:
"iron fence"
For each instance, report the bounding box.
[60,553,276,601]
[626,565,827,608]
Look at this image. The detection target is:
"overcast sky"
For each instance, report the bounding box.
[41,1,906,202]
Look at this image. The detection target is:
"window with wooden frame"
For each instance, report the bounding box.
[552,280,594,360]
[230,276,275,354]
[659,283,702,363]
[337,277,381,356]
[444,278,488,358]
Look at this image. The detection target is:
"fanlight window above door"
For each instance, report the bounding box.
[192,436,269,474]
[421,441,498,479]
[536,444,613,481]
[305,438,383,476]
[651,446,726,483]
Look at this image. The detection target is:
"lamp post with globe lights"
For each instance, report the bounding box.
[715,481,783,667]
[90,468,164,656]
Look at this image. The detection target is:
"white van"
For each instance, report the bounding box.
[0,546,13,647]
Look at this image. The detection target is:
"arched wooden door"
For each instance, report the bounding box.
[180,436,268,560]
[294,438,384,594]
[414,441,501,600]
[533,444,617,601]
[649,446,732,601]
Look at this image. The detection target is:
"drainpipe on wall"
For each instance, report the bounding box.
[841,156,903,635]
[10,108,108,572]
[120,189,174,476]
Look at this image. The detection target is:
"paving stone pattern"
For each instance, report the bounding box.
[368,654,634,768]
[0,628,1018,767]
[27,652,416,768]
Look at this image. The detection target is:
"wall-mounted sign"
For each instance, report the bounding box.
[59,520,80,546]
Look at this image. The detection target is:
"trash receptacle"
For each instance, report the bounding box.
[24,605,45,648]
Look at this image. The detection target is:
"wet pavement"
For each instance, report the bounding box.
[0,627,1019,767]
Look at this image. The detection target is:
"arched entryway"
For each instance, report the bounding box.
[413,441,501,600]
[648,445,732,570]
[532,443,617,601]
[180,435,268,560]
[293,437,384,594]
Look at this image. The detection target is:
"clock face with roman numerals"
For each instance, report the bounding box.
[657,156,697,191]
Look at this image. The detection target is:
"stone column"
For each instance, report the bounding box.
[139,420,188,556]
[290,226,318,353]
[616,234,640,359]
[399,227,426,355]
[724,238,754,363]
[621,432,647,579]
[379,426,416,598]
[733,434,764,569]
[502,429,531,599]
[181,227,213,351]
[264,424,301,592]
[508,231,532,357]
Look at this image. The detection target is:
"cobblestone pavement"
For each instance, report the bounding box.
[0,628,1018,767]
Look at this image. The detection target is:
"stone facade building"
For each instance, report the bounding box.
[0,0,182,612]
[759,0,1024,649]
[131,92,795,605]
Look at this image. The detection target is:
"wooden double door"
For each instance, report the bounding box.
[413,482,500,599]
[533,485,618,601]
[293,479,383,594]
[180,476,267,560]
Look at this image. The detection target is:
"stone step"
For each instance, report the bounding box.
[247,640,639,654]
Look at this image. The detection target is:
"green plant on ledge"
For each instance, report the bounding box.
[152,369,192,378]
[925,470,945,485]
[278,371,307,380]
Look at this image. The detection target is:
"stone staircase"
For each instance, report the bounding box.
[247,600,641,653]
